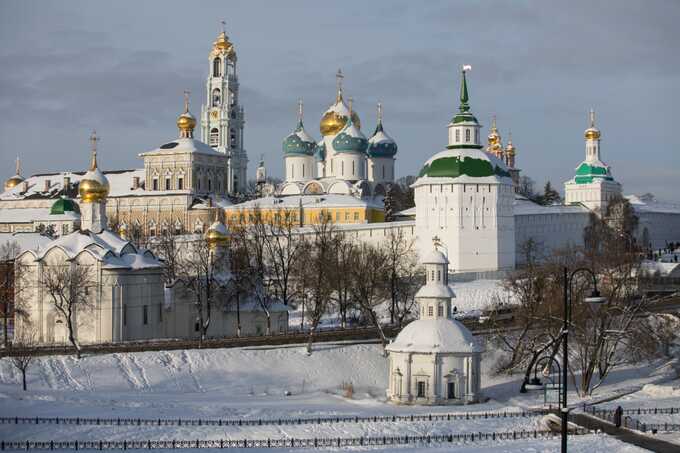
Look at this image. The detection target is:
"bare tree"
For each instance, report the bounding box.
[382,229,419,325]
[226,226,252,337]
[148,229,181,285]
[330,232,357,329]
[1,240,22,349]
[10,330,36,391]
[263,209,306,307]
[176,237,228,346]
[42,263,95,359]
[298,214,335,354]
[349,243,389,353]
[243,207,276,335]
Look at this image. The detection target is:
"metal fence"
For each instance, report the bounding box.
[585,405,680,433]
[0,409,548,428]
[0,429,592,450]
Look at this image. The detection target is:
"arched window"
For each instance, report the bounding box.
[210,128,219,147]
[208,178,212,191]
[465,129,471,142]
[230,128,236,148]
[455,129,460,142]
[213,58,221,77]
[352,160,355,176]
[341,160,344,176]
[212,88,221,107]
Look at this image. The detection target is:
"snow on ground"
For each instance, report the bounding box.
[0,342,674,451]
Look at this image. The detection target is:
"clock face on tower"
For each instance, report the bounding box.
[210,110,219,120]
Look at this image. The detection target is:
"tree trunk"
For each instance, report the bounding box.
[2,305,8,349]
[22,369,27,391]
[66,317,80,360]
[236,293,241,337]
[306,326,316,355]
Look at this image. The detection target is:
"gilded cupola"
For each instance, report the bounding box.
[205,220,229,248]
[584,109,600,140]
[486,116,504,159]
[320,69,361,136]
[4,157,25,191]
[177,90,196,138]
[79,131,110,203]
[209,26,236,61]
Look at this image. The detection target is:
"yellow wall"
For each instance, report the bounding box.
[223,206,384,227]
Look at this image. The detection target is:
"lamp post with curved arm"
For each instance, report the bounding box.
[560,267,607,453]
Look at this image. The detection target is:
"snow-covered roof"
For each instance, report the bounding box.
[386,318,482,354]
[0,207,80,223]
[0,232,52,257]
[626,194,680,215]
[640,260,680,277]
[421,248,448,265]
[21,229,161,270]
[414,283,455,299]
[140,138,225,157]
[414,148,512,186]
[513,197,590,216]
[0,169,147,201]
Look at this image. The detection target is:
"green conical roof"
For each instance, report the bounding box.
[450,70,478,125]
[459,70,470,112]
[50,197,80,215]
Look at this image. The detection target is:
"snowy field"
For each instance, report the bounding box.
[0,342,675,451]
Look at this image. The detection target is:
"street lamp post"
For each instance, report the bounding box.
[560,266,607,453]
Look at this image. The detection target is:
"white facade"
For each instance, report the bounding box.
[386,246,483,405]
[200,30,248,195]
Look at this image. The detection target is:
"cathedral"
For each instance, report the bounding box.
[2,27,680,279]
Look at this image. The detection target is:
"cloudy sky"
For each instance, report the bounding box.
[1,0,678,199]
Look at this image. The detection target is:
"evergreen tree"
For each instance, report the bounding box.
[383,183,394,221]
[540,181,561,205]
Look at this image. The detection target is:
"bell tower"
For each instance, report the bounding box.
[200,22,248,195]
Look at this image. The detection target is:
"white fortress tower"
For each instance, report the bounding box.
[413,68,515,274]
[564,110,622,214]
[200,24,248,195]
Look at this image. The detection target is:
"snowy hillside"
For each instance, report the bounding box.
[1,343,675,451]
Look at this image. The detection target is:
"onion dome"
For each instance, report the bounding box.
[584,109,600,140]
[79,131,110,203]
[50,196,80,215]
[332,106,368,154]
[418,147,511,180]
[177,91,196,139]
[314,141,326,161]
[367,103,398,158]
[504,133,516,156]
[450,68,479,125]
[205,220,229,247]
[283,100,316,156]
[319,69,361,136]
[209,29,236,61]
[4,157,24,190]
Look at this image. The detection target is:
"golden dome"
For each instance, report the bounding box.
[584,109,600,140]
[177,91,196,138]
[205,221,229,247]
[584,128,600,140]
[487,116,500,145]
[177,113,196,132]
[4,175,24,190]
[210,31,236,61]
[505,142,516,156]
[4,157,24,190]
[79,135,110,203]
[320,110,361,136]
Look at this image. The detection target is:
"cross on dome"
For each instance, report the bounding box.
[298,98,304,122]
[89,130,99,170]
[336,68,344,101]
[589,108,596,127]
[15,156,21,176]
[220,19,226,34]
[377,101,383,123]
[183,90,191,113]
